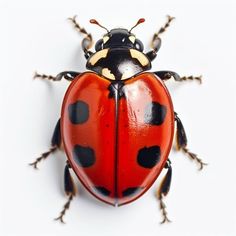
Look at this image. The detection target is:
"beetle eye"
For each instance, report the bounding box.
[95,39,104,51]
[134,39,144,51]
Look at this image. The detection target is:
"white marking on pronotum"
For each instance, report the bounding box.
[130,49,149,66]
[89,49,109,65]
[102,68,115,80]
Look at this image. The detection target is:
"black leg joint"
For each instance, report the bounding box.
[154,71,181,81]
[51,119,61,147]
[146,36,162,61]
[161,160,172,196]
[64,163,75,195]
[146,50,157,61]
[84,50,93,59]
[82,38,94,59]
[164,159,171,169]
[56,71,80,81]
[175,112,188,148]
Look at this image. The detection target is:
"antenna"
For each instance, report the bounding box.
[129,18,145,32]
[90,19,109,33]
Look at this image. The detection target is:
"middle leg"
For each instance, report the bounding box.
[55,162,76,223]
[33,71,80,82]
[154,71,202,84]
[29,119,61,169]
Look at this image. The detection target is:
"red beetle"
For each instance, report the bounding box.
[30,16,206,223]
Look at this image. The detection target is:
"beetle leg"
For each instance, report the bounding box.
[29,119,61,169]
[68,15,94,59]
[55,162,76,224]
[33,71,80,82]
[152,15,175,44]
[156,159,172,224]
[175,112,207,170]
[146,15,175,61]
[154,71,202,84]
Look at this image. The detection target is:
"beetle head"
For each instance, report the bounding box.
[90,19,145,52]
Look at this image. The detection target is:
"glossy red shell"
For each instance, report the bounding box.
[61,72,174,206]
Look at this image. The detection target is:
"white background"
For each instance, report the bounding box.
[0,0,236,235]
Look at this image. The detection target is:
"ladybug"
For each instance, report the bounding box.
[30,15,207,223]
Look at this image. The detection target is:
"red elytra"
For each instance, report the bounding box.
[61,72,174,206]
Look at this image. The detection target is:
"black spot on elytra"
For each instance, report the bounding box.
[95,186,111,196]
[122,187,143,197]
[144,102,167,125]
[73,145,95,167]
[137,146,161,168]
[68,100,89,124]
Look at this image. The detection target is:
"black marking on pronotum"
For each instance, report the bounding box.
[68,100,89,124]
[137,146,161,168]
[73,145,96,168]
[122,187,143,197]
[144,102,167,125]
[108,81,126,99]
[94,186,111,196]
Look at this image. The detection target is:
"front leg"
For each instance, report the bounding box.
[146,15,175,61]
[154,71,202,84]
[68,15,94,59]
[34,71,80,82]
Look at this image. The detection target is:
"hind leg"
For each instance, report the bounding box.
[29,119,61,169]
[175,112,207,170]
[156,159,172,224]
[54,162,76,223]
[30,119,76,223]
